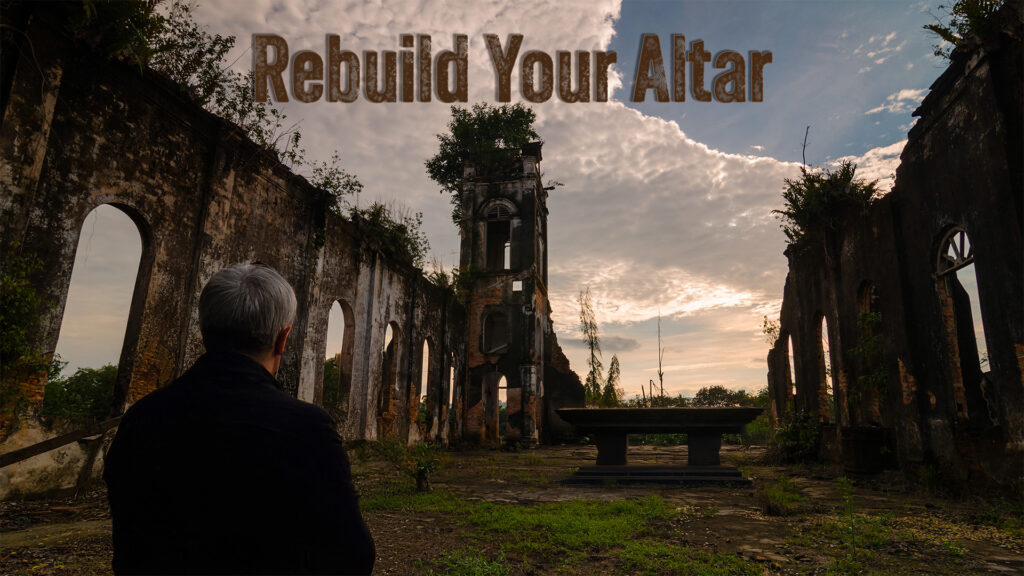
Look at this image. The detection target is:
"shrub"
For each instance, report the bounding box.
[42,364,118,421]
[742,416,773,446]
[773,161,879,247]
[351,202,430,268]
[769,411,820,463]
[757,476,808,516]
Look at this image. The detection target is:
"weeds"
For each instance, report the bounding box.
[757,476,808,516]
[768,411,819,463]
[617,540,761,576]
[422,549,510,576]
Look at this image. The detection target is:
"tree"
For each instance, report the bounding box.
[924,0,1006,59]
[762,315,780,345]
[601,355,623,407]
[310,151,363,216]
[577,288,603,406]
[322,356,342,422]
[692,385,756,407]
[42,364,118,421]
[426,103,539,224]
[772,161,879,247]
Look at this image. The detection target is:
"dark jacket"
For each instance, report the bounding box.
[104,351,375,575]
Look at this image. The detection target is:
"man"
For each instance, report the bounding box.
[104,263,375,575]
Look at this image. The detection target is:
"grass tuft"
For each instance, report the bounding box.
[757,476,807,516]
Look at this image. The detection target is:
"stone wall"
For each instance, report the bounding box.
[0,9,468,497]
[767,6,1023,490]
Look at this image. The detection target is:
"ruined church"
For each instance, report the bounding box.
[766,7,1023,490]
[0,7,582,497]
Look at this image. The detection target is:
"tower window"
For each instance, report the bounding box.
[485,203,513,271]
[483,312,509,353]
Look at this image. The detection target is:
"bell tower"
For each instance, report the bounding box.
[459,142,549,445]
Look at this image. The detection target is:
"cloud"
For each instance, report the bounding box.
[562,335,640,352]
[832,139,907,192]
[865,88,928,114]
[56,0,909,399]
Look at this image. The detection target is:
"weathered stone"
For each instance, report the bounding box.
[767,5,1023,491]
[0,7,580,496]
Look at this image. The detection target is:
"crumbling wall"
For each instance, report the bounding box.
[0,11,466,497]
[768,6,1023,490]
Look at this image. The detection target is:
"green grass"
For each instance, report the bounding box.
[465,496,673,561]
[520,452,544,467]
[359,476,463,513]
[790,511,973,575]
[617,541,762,576]
[358,478,762,573]
[757,476,808,516]
[422,549,511,576]
[971,497,1024,537]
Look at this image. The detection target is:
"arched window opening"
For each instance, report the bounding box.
[323,300,354,421]
[419,339,430,428]
[818,316,835,423]
[937,227,991,423]
[787,334,797,400]
[378,322,402,428]
[497,375,508,438]
[938,229,990,370]
[51,204,143,420]
[448,354,456,412]
[483,312,509,353]
[482,371,505,440]
[853,283,883,425]
[485,203,512,271]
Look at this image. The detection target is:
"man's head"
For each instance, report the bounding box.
[199,263,297,373]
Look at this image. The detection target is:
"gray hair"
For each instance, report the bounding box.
[199,263,297,354]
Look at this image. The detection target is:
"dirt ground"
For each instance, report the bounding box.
[1,444,1021,575]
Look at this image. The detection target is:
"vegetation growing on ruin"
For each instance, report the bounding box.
[309,151,365,216]
[0,245,58,430]
[925,0,1006,59]
[850,311,887,405]
[769,410,821,463]
[68,0,431,267]
[426,103,540,224]
[773,160,880,247]
[350,202,430,268]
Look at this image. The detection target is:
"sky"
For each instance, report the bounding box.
[54,0,957,399]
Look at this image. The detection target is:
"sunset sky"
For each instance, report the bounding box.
[55,0,953,399]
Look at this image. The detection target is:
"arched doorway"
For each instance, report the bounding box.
[50,204,146,419]
[377,321,402,438]
[818,315,836,423]
[322,300,354,422]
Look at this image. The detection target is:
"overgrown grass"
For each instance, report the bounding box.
[422,548,511,576]
[617,540,762,576]
[359,476,462,513]
[357,477,761,573]
[971,497,1024,537]
[466,496,673,562]
[757,476,808,516]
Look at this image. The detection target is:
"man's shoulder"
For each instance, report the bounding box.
[118,354,338,440]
